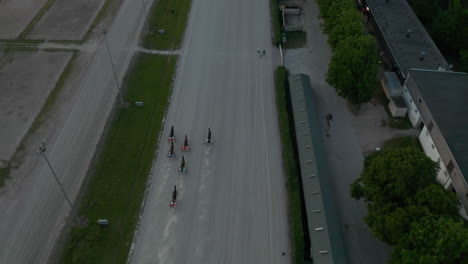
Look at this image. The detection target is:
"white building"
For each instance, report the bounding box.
[403,69,468,212]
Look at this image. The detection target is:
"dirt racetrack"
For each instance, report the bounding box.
[26,0,106,40]
[0,0,47,39]
[0,50,73,163]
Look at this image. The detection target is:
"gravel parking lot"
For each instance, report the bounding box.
[26,0,106,40]
[0,0,48,39]
[0,50,73,163]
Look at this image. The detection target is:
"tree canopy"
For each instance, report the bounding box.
[389,216,468,264]
[326,35,378,104]
[351,147,466,262]
[351,148,439,204]
[327,8,363,49]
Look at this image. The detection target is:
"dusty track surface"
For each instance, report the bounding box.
[0,0,48,38]
[0,0,150,262]
[0,50,72,162]
[130,0,291,263]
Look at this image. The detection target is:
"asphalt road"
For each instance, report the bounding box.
[0,0,150,262]
[129,0,290,263]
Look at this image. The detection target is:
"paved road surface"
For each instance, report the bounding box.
[0,0,151,262]
[130,0,290,263]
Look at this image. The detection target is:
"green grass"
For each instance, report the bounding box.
[271,0,282,46]
[275,66,305,264]
[282,31,307,49]
[373,87,413,130]
[143,0,191,50]
[59,54,176,264]
[383,136,423,152]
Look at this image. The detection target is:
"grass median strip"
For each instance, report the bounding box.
[275,66,305,264]
[59,53,176,264]
[143,0,191,50]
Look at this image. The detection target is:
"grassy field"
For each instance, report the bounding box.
[275,66,305,264]
[143,0,191,50]
[282,31,307,49]
[59,54,176,264]
[383,136,423,152]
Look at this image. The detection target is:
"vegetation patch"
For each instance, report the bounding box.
[0,166,11,187]
[59,53,176,264]
[383,136,422,152]
[351,148,468,263]
[282,31,307,49]
[275,66,306,264]
[271,0,282,46]
[143,0,191,50]
[317,0,378,105]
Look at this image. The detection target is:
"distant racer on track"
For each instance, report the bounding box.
[168,126,175,142]
[170,185,177,208]
[179,156,186,173]
[168,141,175,158]
[205,128,212,144]
[181,135,190,151]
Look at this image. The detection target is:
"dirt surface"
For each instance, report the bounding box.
[349,101,419,154]
[0,0,148,262]
[0,0,48,39]
[0,50,73,163]
[26,0,106,40]
[129,0,290,263]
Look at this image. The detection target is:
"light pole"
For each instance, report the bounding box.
[38,141,81,225]
[101,28,124,105]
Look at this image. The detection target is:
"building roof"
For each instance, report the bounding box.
[288,74,347,263]
[384,72,403,96]
[408,69,468,179]
[366,0,450,78]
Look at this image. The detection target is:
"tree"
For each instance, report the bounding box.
[363,184,459,245]
[326,35,378,104]
[459,49,468,72]
[389,216,468,264]
[364,204,432,245]
[413,184,459,216]
[327,8,363,49]
[351,148,439,205]
[407,0,440,25]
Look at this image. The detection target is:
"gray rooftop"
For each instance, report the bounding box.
[408,69,468,180]
[366,0,450,78]
[288,74,347,264]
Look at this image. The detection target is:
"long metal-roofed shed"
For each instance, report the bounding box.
[365,0,450,80]
[288,74,347,264]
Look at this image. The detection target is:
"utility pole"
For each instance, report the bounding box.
[101,28,124,105]
[38,141,81,225]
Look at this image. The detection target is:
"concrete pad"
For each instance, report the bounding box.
[0,0,48,39]
[26,0,106,40]
[0,50,73,162]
